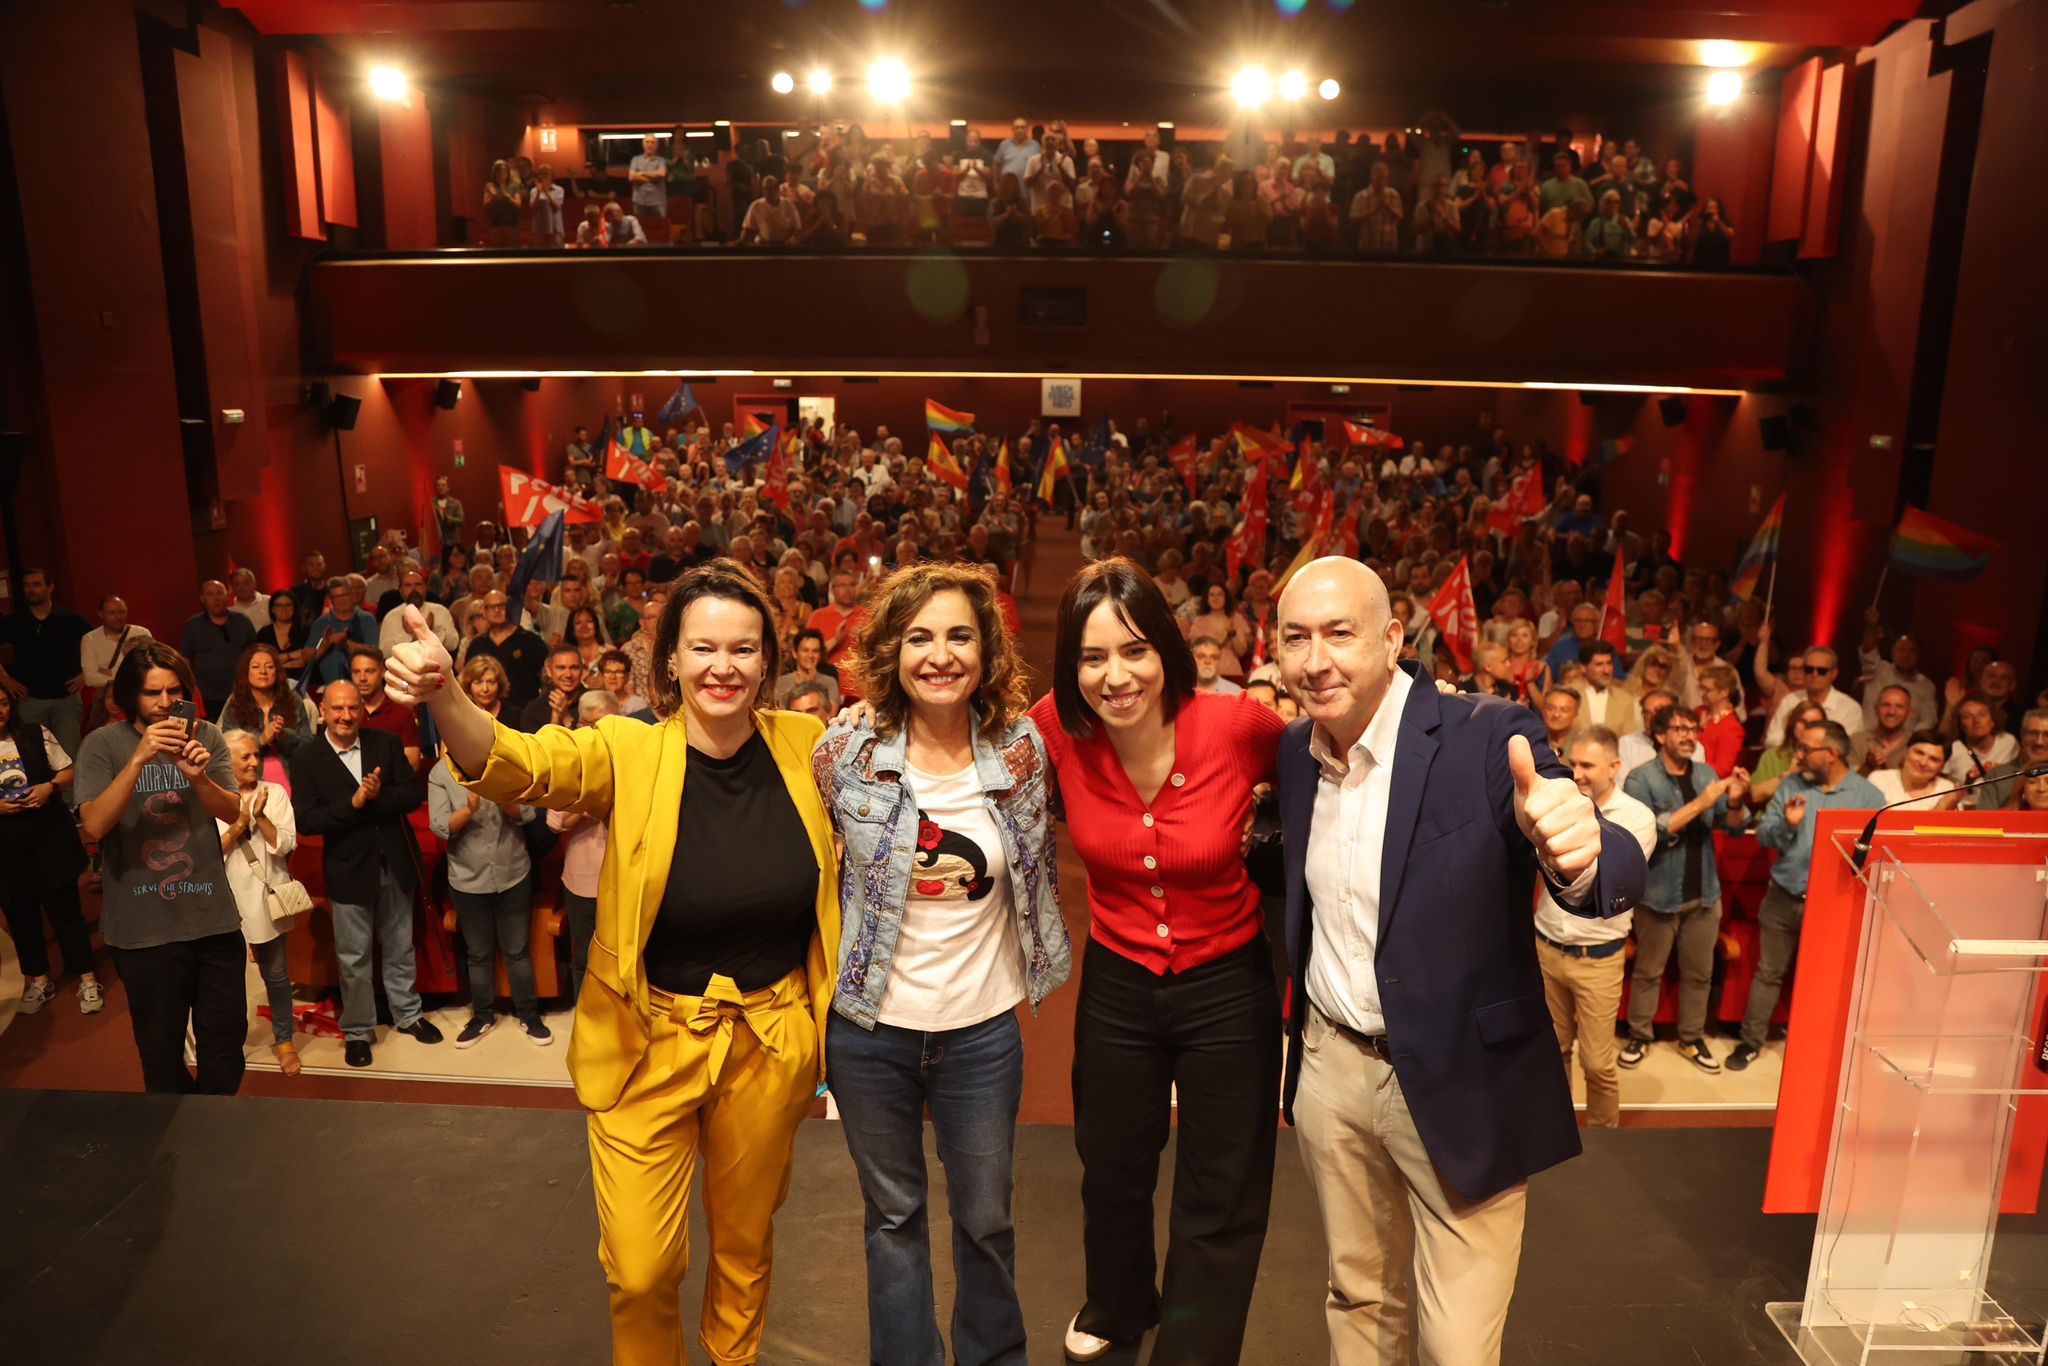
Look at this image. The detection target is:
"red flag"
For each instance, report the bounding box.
[603,431,669,493]
[1274,487,1338,594]
[499,466,603,530]
[1335,496,1361,561]
[1230,422,1293,465]
[1425,555,1480,675]
[1167,433,1199,495]
[1225,462,1270,582]
[1341,419,1404,450]
[1485,466,1546,534]
[1598,549,1629,657]
[762,435,791,510]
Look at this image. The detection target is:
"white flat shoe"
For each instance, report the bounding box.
[1064,1313,1115,1362]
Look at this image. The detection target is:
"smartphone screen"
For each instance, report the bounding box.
[168,699,199,738]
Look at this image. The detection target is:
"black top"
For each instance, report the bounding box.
[1,606,91,698]
[645,732,817,996]
[467,627,548,710]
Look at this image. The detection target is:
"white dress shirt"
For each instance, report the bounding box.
[1533,787,1655,945]
[1617,730,1656,782]
[1765,686,1866,749]
[1306,672,1599,1038]
[1304,668,1413,1036]
[80,624,155,688]
[379,599,459,654]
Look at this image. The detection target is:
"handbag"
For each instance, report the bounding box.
[238,817,314,926]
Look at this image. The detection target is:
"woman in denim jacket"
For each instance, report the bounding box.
[813,562,1069,1366]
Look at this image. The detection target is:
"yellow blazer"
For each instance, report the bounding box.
[451,709,840,1112]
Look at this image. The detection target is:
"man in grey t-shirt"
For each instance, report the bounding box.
[628,133,669,241]
[75,641,248,1094]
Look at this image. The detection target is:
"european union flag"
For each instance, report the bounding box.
[724,423,775,476]
[1076,417,1112,469]
[506,508,565,609]
[657,382,698,427]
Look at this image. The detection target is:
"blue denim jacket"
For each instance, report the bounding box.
[813,716,1070,1029]
[1621,756,1745,912]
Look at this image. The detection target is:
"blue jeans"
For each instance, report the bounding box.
[251,935,294,1045]
[827,1009,1028,1366]
[329,871,424,1042]
[451,879,538,1024]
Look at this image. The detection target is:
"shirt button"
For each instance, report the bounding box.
[1156,923,1170,938]
[1170,772,1186,787]
[858,803,870,816]
[1143,855,1157,870]
[1150,885,1165,898]
[1142,813,1155,827]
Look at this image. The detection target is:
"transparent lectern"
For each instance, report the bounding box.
[1770,829,2048,1365]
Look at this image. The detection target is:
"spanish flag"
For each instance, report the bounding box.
[926,398,976,434]
[1034,437,1069,505]
[1888,507,1996,581]
[1231,422,1294,464]
[994,440,1012,496]
[927,434,969,493]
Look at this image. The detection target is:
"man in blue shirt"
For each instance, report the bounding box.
[302,577,377,696]
[991,117,1039,194]
[1622,707,1749,1073]
[1730,719,1881,1071]
[1544,602,1605,676]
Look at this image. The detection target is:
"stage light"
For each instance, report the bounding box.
[807,68,833,95]
[1699,40,1748,68]
[1318,78,1341,101]
[1706,70,1744,104]
[868,58,910,105]
[1231,66,1271,109]
[1278,70,1309,101]
[368,66,409,102]
[770,71,795,95]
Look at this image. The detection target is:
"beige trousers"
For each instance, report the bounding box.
[1294,1005,1528,1366]
[1536,938,1626,1128]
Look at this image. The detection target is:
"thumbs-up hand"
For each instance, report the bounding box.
[385,605,454,708]
[1508,732,1601,881]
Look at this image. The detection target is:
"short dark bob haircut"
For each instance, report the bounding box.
[1051,557,1197,740]
[649,558,782,719]
[112,641,200,721]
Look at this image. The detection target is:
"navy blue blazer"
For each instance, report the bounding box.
[1279,662,1646,1201]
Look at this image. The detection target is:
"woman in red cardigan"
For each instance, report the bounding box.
[1034,559,1287,1365]
[1695,661,1747,780]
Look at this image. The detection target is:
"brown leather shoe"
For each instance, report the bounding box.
[272,1042,303,1077]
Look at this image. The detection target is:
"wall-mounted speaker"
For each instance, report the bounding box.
[435,379,463,409]
[1577,391,1601,407]
[1759,414,1791,451]
[1658,396,1688,427]
[520,378,542,392]
[328,394,361,431]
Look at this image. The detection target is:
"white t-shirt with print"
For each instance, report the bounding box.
[875,760,1026,1031]
[0,727,71,800]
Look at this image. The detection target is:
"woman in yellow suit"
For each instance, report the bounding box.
[386,560,838,1366]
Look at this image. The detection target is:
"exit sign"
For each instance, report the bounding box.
[1868,434,1894,450]
[538,126,558,154]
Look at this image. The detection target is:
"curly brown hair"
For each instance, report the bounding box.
[845,562,1030,741]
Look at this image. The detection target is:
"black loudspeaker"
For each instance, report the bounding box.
[328,393,361,431]
[435,379,463,409]
[520,378,542,392]
[1760,414,1791,451]
[1578,391,1602,407]
[1659,396,1688,427]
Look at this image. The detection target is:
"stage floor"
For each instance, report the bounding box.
[9,1091,2043,1364]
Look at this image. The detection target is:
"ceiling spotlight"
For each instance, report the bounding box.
[1278,70,1309,101]
[1699,40,1748,68]
[770,71,795,95]
[1318,77,1341,101]
[368,65,409,102]
[1706,70,1744,104]
[807,68,833,95]
[1231,66,1272,109]
[867,57,910,105]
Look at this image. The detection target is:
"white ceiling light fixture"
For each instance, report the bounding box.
[1278,70,1309,101]
[868,57,910,105]
[368,66,409,102]
[807,68,833,95]
[1318,77,1341,101]
[1231,66,1272,109]
[1706,70,1744,104]
[770,71,795,95]
[1699,40,1748,68]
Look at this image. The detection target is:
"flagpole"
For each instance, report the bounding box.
[1764,557,1778,618]
[1869,563,1888,612]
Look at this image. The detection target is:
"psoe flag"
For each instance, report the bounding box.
[926,399,976,434]
[1887,506,1997,580]
[499,466,603,530]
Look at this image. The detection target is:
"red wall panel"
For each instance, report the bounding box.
[313,59,357,229]
[276,48,323,241]
[379,96,437,249]
[1767,56,1822,244]
[1799,63,1849,259]
[1693,84,1778,268]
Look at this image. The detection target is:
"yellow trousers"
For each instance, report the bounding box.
[588,969,819,1366]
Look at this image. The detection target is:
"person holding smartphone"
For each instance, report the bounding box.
[73,642,248,1094]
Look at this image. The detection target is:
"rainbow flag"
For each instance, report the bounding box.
[1730,494,1785,601]
[927,434,968,493]
[1888,507,1996,580]
[741,411,774,438]
[1595,435,1634,466]
[926,399,976,434]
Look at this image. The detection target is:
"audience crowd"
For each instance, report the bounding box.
[2,398,2042,1103]
[480,116,1739,265]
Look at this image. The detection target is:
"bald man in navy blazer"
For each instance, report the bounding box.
[1275,559,1646,1366]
